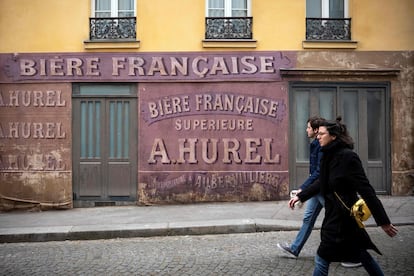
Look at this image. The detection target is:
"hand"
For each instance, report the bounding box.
[288,196,300,210]
[381,224,398,237]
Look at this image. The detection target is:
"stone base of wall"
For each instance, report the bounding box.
[392,171,414,195]
[0,172,72,211]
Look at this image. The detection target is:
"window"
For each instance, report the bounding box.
[307,0,348,18]
[205,0,253,40]
[207,0,249,17]
[306,0,351,40]
[93,0,135,17]
[89,0,136,40]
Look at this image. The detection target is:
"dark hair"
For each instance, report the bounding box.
[307,116,326,130]
[319,116,354,149]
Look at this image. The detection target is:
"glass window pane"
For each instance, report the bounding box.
[319,90,335,120]
[79,85,132,96]
[341,90,358,149]
[118,0,134,16]
[367,91,383,160]
[118,0,133,10]
[232,0,246,9]
[124,102,129,158]
[307,0,322,17]
[80,102,87,158]
[232,0,247,16]
[209,10,225,17]
[109,102,115,158]
[117,101,123,158]
[95,102,101,158]
[88,102,95,158]
[96,0,111,10]
[232,10,247,17]
[209,0,224,9]
[208,0,225,16]
[95,0,111,17]
[296,91,310,162]
[330,0,344,18]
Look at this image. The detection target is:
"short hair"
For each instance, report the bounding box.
[307,116,326,130]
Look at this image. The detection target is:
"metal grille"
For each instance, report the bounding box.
[205,17,253,39]
[89,17,136,40]
[306,18,351,40]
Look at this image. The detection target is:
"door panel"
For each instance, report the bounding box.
[79,164,101,196]
[108,163,131,196]
[107,100,132,198]
[77,100,103,198]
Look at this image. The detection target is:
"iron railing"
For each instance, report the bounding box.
[89,17,136,40]
[306,18,351,40]
[205,17,253,39]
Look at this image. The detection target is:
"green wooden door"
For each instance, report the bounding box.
[73,85,137,206]
[289,83,390,194]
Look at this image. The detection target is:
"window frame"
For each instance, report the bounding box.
[205,0,251,17]
[91,0,136,17]
[307,0,349,18]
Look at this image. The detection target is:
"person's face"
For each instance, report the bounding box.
[317,126,336,147]
[306,122,318,138]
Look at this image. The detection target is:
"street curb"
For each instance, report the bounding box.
[0,219,304,243]
[2,218,413,243]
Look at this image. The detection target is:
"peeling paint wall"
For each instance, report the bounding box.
[0,83,72,210]
[137,82,290,205]
[295,51,414,195]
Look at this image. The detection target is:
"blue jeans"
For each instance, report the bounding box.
[313,251,384,276]
[290,194,324,256]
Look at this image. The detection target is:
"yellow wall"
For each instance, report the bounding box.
[0,0,413,53]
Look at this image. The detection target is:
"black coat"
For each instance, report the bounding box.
[298,140,391,262]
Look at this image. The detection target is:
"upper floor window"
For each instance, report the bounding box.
[205,0,253,40]
[90,0,136,40]
[306,0,351,40]
[94,0,135,17]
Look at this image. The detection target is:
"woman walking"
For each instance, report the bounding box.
[289,117,398,276]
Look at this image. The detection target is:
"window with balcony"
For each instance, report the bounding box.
[89,0,136,41]
[205,0,252,40]
[306,0,351,41]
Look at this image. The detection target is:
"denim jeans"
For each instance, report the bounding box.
[313,251,384,276]
[290,194,324,256]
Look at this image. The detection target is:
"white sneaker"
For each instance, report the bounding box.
[341,262,362,268]
[277,243,298,258]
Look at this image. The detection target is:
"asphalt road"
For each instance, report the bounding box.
[1,225,413,276]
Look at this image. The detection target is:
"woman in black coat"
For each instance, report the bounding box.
[290,118,398,276]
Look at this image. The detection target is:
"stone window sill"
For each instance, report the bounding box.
[84,40,140,50]
[302,40,358,49]
[202,39,257,48]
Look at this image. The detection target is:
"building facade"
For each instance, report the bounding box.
[0,0,413,210]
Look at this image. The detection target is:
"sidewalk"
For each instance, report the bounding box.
[0,196,413,243]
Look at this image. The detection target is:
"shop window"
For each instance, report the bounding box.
[306,0,351,40]
[205,0,253,40]
[89,0,136,40]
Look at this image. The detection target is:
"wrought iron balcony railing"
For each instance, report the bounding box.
[205,17,253,39]
[89,17,136,40]
[306,18,351,40]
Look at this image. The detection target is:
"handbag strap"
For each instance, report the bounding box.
[334,191,351,212]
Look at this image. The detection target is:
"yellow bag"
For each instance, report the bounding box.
[351,198,372,228]
[334,192,372,228]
